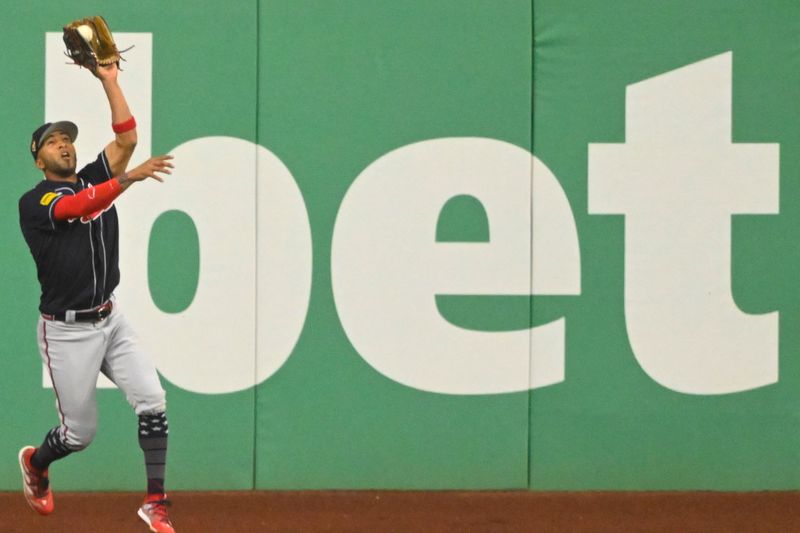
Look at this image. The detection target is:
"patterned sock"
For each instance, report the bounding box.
[31,427,73,471]
[138,412,168,495]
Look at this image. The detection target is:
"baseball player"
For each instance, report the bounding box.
[17,60,176,533]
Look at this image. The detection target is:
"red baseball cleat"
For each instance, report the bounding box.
[138,494,176,533]
[18,446,54,515]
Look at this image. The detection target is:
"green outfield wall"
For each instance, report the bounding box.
[1,0,798,491]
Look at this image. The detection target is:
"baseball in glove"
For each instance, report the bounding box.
[63,16,125,73]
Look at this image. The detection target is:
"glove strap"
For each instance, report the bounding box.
[112,116,136,134]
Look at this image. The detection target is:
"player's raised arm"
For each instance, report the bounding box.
[96,63,138,177]
[63,16,136,178]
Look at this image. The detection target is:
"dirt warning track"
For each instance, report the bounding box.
[1,490,799,532]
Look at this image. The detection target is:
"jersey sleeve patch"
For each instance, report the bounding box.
[40,192,60,206]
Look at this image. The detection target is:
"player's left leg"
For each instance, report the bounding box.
[99,303,175,533]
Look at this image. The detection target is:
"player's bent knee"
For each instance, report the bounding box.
[66,424,97,451]
[135,389,167,416]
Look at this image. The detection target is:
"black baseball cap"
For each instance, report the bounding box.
[30,121,78,161]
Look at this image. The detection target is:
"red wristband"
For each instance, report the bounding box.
[112,116,137,134]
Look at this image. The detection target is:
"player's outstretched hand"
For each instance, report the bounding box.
[123,155,174,184]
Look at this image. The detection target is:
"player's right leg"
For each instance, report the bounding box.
[19,317,107,515]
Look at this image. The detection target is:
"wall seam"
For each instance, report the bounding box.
[527,0,535,492]
[252,0,261,492]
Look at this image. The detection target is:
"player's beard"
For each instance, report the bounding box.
[44,154,77,178]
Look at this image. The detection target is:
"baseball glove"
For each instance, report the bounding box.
[63,16,123,72]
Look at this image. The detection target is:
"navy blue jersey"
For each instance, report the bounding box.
[19,151,120,314]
